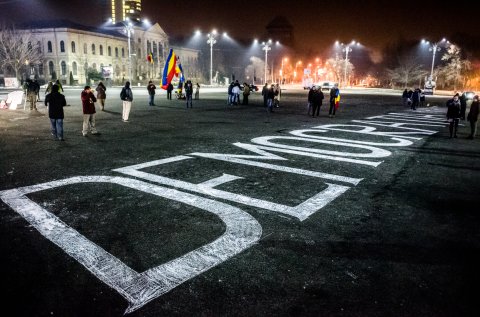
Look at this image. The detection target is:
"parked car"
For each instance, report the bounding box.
[319,81,338,92]
[249,84,259,92]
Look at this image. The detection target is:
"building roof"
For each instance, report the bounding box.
[17,19,127,38]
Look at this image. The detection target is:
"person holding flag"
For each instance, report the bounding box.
[329,84,341,118]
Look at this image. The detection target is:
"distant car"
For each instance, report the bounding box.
[462,91,475,100]
[319,81,338,93]
[249,84,259,92]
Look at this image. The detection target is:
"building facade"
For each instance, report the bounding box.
[5,20,199,86]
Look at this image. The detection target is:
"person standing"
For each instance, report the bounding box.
[446,93,461,138]
[307,85,315,115]
[95,81,107,111]
[194,83,200,100]
[25,79,39,110]
[242,83,250,105]
[402,89,408,106]
[120,81,133,122]
[411,88,420,110]
[55,79,64,93]
[44,84,67,141]
[267,84,275,112]
[329,85,340,118]
[81,86,99,136]
[45,81,53,98]
[312,86,324,117]
[262,83,269,107]
[467,95,479,139]
[147,80,156,106]
[185,80,193,108]
[167,82,174,100]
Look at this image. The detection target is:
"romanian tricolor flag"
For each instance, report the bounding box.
[147,52,153,64]
[334,90,341,109]
[161,49,184,89]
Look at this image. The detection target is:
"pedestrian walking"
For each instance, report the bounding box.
[81,86,99,136]
[147,80,156,106]
[167,82,174,100]
[419,89,426,107]
[267,84,275,112]
[44,84,67,141]
[34,79,41,102]
[411,88,420,110]
[446,93,461,138]
[25,79,39,110]
[194,83,200,100]
[95,81,107,111]
[120,81,133,122]
[467,95,479,139]
[329,84,340,118]
[402,89,408,106]
[45,81,53,97]
[185,80,193,108]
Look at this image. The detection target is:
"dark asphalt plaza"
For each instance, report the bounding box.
[0,87,479,317]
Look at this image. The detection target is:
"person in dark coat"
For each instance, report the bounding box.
[147,80,156,106]
[307,86,315,115]
[467,95,479,139]
[459,92,468,120]
[167,83,174,100]
[329,85,340,117]
[411,88,420,110]
[44,84,67,141]
[446,93,461,138]
[261,83,269,107]
[185,80,193,108]
[81,86,98,136]
[311,86,324,117]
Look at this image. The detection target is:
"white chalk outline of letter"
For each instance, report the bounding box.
[0,176,262,314]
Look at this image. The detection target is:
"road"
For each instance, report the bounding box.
[0,87,479,317]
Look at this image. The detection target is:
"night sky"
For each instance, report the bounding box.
[1,0,478,58]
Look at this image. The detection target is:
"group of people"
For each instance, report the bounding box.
[228,80,253,106]
[261,83,282,112]
[402,88,426,110]
[446,93,479,139]
[307,84,340,118]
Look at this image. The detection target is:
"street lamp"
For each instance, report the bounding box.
[421,38,449,81]
[117,19,135,83]
[340,40,359,87]
[207,30,217,85]
[262,40,272,84]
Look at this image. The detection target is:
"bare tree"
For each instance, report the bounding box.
[326,55,354,85]
[0,23,43,83]
[438,44,471,91]
[385,56,427,89]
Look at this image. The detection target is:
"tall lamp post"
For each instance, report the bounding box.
[207,30,217,85]
[262,40,272,84]
[421,38,448,81]
[119,19,134,83]
[340,40,358,87]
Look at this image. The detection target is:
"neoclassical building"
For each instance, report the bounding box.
[11,19,199,85]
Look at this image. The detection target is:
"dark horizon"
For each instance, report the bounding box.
[1,0,479,59]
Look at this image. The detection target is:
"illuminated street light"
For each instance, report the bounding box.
[207,30,217,85]
[262,40,272,84]
[421,38,449,81]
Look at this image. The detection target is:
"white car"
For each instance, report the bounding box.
[319,81,338,93]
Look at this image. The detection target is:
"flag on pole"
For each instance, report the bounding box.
[161,49,184,89]
[147,52,154,64]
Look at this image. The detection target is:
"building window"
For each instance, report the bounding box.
[108,46,112,56]
[47,41,52,53]
[71,41,76,53]
[61,61,66,75]
[72,62,77,75]
[60,41,65,53]
[115,47,119,57]
[84,43,87,54]
[92,44,96,55]
[122,48,125,58]
[99,45,103,56]
[38,64,44,76]
[48,61,54,75]
[37,41,42,54]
